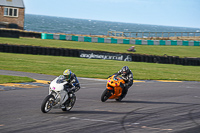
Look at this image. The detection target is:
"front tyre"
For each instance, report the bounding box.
[101,89,111,102]
[62,94,76,111]
[41,95,55,113]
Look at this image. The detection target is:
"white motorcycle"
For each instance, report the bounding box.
[41,75,76,113]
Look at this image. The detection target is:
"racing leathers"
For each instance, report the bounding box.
[114,68,133,99]
[64,72,80,93]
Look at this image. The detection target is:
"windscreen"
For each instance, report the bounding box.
[113,76,118,81]
[56,75,66,83]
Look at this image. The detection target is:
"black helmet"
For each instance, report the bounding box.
[122,66,130,76]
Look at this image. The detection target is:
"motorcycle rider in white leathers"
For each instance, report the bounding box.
[63,69,80,93]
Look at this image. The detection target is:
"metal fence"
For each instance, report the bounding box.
[108,31,200,38]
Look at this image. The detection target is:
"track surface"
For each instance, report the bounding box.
[0,70,200,133]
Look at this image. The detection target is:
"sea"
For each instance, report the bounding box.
[24,14,200,37]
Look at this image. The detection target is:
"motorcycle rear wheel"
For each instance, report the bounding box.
[101,89,111,102]
[41,95,55,113]
[115,98,123,102]
[62,94,76,111]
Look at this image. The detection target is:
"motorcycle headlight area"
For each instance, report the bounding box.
[50,87,57,91]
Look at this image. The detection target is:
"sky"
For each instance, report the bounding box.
[23,0,200,28]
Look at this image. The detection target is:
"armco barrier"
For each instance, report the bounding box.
[0,44,199,66]
[41,33,200,46]
[0,29,199,46]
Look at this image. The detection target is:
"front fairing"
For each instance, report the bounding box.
[107,75,124,88]
[49,75,68,92]
[106,75,125,99]
[49,75,69,105]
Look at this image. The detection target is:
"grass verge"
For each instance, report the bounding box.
[0,75,35,84]
[0,52,199,81]
[0,37,200,58]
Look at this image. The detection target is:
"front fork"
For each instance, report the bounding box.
[107,86,114,95]
[49,91,59,105]
[105,89,113,98]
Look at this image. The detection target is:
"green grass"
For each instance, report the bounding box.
[0,52,199,81]
[0,37,200,58]
[0,75,35,84]
[0,37,199,83]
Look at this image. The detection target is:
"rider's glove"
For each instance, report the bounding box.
[72,83,80,92]
[75,86,80,92]
[107,75,112,78]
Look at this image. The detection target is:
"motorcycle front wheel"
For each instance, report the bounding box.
[101,89,111,102]
[62,94,76,111]
[41,95,55,113]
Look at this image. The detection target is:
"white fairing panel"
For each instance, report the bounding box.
[60,90,68,104]
[49,76,68,92]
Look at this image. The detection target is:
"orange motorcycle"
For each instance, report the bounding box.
[101,75,125,102]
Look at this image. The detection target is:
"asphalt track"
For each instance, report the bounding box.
[0,70,200,133]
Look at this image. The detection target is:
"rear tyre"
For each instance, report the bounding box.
[101,89,111,102]
[41,95,55,113]
[115,97,123,102]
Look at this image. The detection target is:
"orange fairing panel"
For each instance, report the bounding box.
[107,87,113,90]
[114,87,122,96]
[109,87,122,99]
[106,75,125,99]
